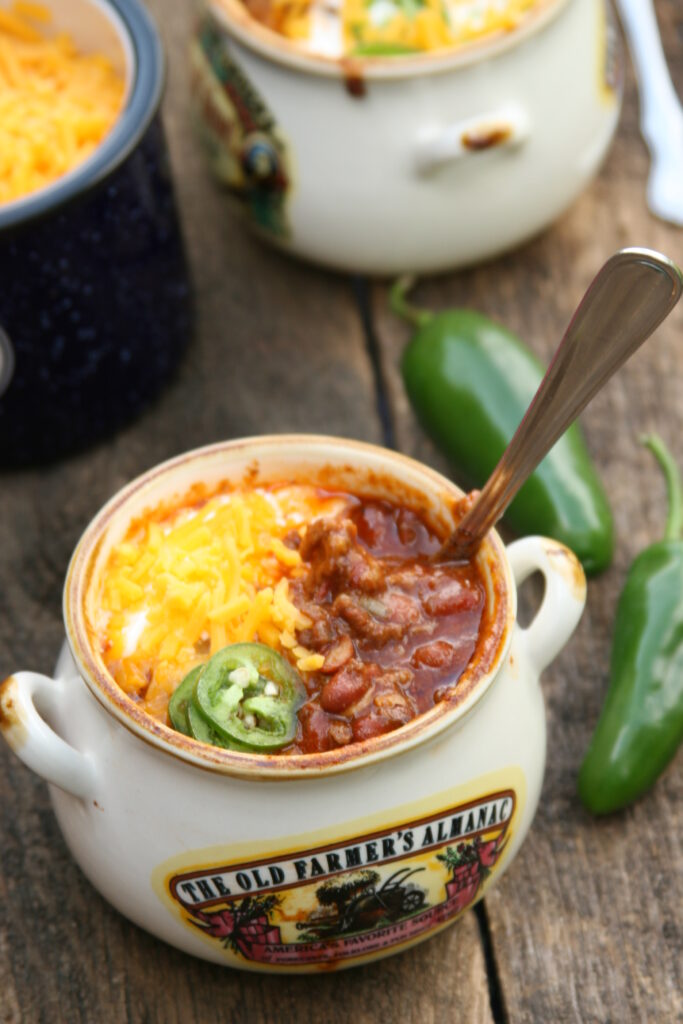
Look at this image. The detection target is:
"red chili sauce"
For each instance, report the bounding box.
[287,498,487,754]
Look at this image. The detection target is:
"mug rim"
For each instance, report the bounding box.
[206,0,568,81]
[0,0,164,233]
[64,435,516,780]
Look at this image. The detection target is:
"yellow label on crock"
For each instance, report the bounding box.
[153,767,525,970]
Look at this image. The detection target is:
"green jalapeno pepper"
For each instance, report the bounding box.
[169,665,239,747]
[168,643,306,753]
[168,666,204,736]
[578,436,683,814]
[391,278,614,574]
[188,699,232,748]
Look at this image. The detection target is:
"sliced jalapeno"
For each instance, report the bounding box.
[169,665,247,749]
[195,642,306,751]
[187,700,221,745]
[184,691,251,751]
[168,667,202,736]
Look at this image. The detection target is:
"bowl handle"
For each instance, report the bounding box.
[0,672,96,800]
[414,105,530,175]
[507,537,587,673]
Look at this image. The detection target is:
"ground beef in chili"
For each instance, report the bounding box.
[288,498,486,754]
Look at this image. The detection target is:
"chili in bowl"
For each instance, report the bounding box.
[0,436,586,970]
[93,478,498,755]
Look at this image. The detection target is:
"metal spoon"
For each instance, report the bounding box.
[442,248,683,562]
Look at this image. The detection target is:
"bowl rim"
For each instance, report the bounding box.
[0,0,164,233]
[205,0,569,81]
[64,435,516,781]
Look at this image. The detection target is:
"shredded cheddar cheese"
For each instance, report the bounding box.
[0,2,125,204]
[92,484,344,722]
[251,0,541,57]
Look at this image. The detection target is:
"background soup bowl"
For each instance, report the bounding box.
[0,436,586,971]
[191,0,623,275]
[0,0,192,467]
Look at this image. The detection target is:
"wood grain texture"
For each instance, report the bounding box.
[372,2,683,1021]
[0,1,493,1021]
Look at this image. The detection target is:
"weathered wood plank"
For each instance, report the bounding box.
[0,1,493,1021]
[372,3,683,1020]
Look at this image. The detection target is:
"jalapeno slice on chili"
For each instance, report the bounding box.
[186,700,219,745]
[168,667,202,736]
[169,666,229,746]
[194,643,306,751]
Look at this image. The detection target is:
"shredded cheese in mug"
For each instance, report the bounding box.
[0,2,125,204]
[91,484,347,721]
[245,0,541,56]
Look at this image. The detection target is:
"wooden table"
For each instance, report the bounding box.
[1,2,681,1020]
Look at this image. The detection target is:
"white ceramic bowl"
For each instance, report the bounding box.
[0,436,586,971]
[190,0,623,273]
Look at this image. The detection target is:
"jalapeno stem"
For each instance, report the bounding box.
[641,434,683,541]
[390,276,433,328]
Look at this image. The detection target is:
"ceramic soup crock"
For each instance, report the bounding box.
[0,436,586,972]
[190,0,622,274]
[0,0,192,467]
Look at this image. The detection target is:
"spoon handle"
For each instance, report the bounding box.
[445,248,683,560]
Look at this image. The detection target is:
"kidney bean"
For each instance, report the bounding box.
[423,577,482,616]
[411,640,466,670]
[320,662,373,714]
[352,712,403,743]
[321,635,354,674]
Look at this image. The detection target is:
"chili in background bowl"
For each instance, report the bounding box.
[0,0,192,467]
[0,435,586,971]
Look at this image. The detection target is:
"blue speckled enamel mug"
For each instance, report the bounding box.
[0,0,193,467]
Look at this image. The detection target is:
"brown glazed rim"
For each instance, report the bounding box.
[64,435,515,780]
[207,0,568,80]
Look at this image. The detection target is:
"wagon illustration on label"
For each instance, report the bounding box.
[294,866,428,941]
[158,783,519,969]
